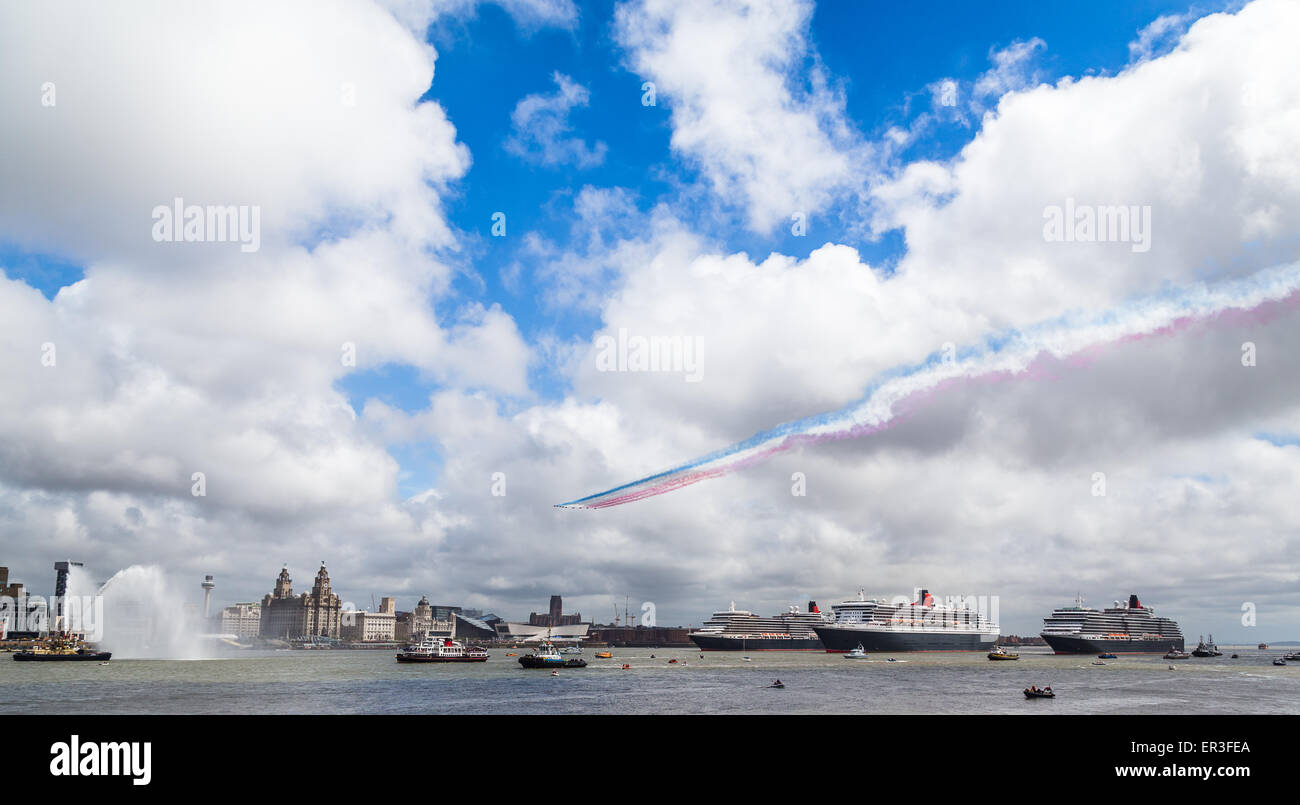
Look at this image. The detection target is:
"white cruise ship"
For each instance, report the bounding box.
[689,600,829,650]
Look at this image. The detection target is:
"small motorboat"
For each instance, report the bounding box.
[886,658,899,662]
[667,658,678,664]
[621,663,630,669]
[768,680,785,689]
[741,656,752,662]
[1023,687,1055,699]
[1091,661,1107,666]
[1231,653,1239,659]
[550,670,559,676]
[1273,658,1287,666]
[845,643,868,660]
[988,646,1019,661]
[1097,653,1117,659]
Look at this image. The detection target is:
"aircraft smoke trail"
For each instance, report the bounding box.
[556,262,1300,509]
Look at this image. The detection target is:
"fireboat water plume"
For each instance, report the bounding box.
[67,565,210,660]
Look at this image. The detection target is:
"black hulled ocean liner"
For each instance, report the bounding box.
[813,589,999,652]
[1040,594,1184,654]
[689,601,827,651]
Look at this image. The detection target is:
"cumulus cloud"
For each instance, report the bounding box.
[505,73,608,169]
[614,0,867,233]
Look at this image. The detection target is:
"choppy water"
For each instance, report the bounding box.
[3,646,1297,714]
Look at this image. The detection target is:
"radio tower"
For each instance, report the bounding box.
[201,575,215,618]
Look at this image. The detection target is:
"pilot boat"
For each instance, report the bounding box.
[987,646,1019,661]
[396,635,489,663]
[519,641,587,669]
[844,643,868,660]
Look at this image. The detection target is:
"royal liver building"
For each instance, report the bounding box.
[259,564,343,639]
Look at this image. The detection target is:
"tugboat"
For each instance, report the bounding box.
[396,634,489,663]
[519,641,587,669]
[987,646,1020,661]
[844,643,868,660]
[1163,646,1192,660]
[12,634,111,662]
[1191,635,1222,657]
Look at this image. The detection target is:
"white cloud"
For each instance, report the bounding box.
[505,73,607,169]
[614,0,867,233]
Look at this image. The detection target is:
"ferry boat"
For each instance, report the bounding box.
[1191,635,1222,657]
[519,642,587,668]
[689,600,828,651]
[1040,594,1184,654]
[12,634,111,662]
[813,589,999,652]
[395,635,489,663]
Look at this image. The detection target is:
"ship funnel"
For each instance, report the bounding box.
[919,589,933,607]
[1129,594,1141,609]
[808,600,819,614]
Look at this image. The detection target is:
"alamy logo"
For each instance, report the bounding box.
[151,197,261,252]
[1042,198,1151,253]
[594,328,703,382]
[50,735,151,786]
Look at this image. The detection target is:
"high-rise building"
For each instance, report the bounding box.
[259,564,343,639]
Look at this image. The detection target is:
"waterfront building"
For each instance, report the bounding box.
[342,608,397,642]
[219,603,262,639]
[499,621,590,642]
[0,566,46,638]
[258,564,343,639]
[453,613,496,641]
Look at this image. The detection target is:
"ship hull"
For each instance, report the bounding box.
[1042,634,1184,654]
[689,634,823,651]
[814,626,997,652]
[395,654,487,663]
[13,651,112,661]
[518,656,587,668]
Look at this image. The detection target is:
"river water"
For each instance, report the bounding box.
[3,646,1297,714]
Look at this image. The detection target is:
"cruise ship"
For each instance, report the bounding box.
[1040,594,1184,654]
[689,601,828,651]
[813,589,1000,652]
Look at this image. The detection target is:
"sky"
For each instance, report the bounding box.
[1,0,1298,639]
